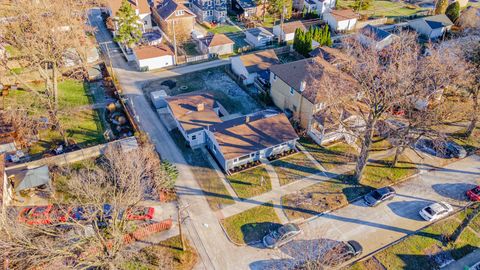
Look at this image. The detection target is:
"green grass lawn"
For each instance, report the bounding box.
[353,205,480,270]
[169,129,234,211]
[299,137,358,170]
[123,236,198,270]
[450,127,480,154]
[360,154,418,188]
[58,79,91,109]
[370,136,393,151]
[271,152,323,185]
[207,24,241,34]
[227,166,272,199]
[182,42,201,56]
[336,0,427,18]
[221,202,281,245]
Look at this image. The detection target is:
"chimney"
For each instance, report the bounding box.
[197,103,205,112]
[245,115,250,123]
[299,80,306,92]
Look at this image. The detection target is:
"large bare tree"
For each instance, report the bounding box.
[0,144,176,269]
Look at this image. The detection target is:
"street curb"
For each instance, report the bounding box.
[344,202,476,269]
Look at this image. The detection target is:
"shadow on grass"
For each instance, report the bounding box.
[241,222,281,245]
[396,244,477,270]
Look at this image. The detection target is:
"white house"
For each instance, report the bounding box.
[133,44,175,71]
[231,49,279,85]
[358,24,396,50]
[408,15,453,40]
[245,27,275,48]
[301,0,336,16]
[106,0,152,33]
[324,9,358,31]
[273,21,307,42]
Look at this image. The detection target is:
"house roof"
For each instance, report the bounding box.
[281,21,308,34]
[246,27,274,38]
[210,111,298,160]
[13,165,50,193]
[360,24,392,42]
[155,0,195,20]
[327,9,359,21]
[423,15,454,29]
[107,0,151,16]
[236,0,257,10]
[237,49,279,73]
[270,56,357,104]
[165,92,223,134]
[200,34,234,47]
[134,44,174,60]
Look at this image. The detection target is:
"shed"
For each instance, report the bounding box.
[13,166,50,194]
[245,27,274,48]
[151,90,169,109]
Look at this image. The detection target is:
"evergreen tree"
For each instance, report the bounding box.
[326,31,332,47]
[445,1,460,22]
[114,0,142,48]
[434,0,449,14]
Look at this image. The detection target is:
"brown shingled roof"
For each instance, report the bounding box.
[134,44,174,60]
[281,21,308,34]
[165,92,223,134]
[212,113,298,160]
[201,34,234,47]
[237,49,279,73]
[107,0,151,16]
[328,9,359,21]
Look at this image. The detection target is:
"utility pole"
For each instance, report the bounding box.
[278,0,286,44]
[99,41,115,82]
[172,20,178,65]
[177,202,190,251]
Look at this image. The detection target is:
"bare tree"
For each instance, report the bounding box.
[460,39,480,138]
[0,144,176,269]
[0,0,101,145]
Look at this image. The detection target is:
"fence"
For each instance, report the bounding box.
[355,17,389,29]
[186,54,210,63]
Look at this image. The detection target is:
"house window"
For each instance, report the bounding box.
[176,10,185,16]
[191,134,197,140]
[290,87,294,95]
[293,105,297,112]
[273,74,277,80]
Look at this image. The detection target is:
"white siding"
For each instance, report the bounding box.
[136,55,174,71]
[231,57,249,80]
[408,20,431,37]
[139,13,153,31]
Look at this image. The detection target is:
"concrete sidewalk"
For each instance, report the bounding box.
[443,248,480,270]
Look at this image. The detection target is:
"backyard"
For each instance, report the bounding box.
[226,166,272,199]
[220,202,281,245]
[351,205,480,270]
[143,67,265,115]
[336,0,428,18]
[271,152,323,185]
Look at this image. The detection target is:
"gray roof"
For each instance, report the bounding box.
[156,0,194,19]
[360,24,391,42]
[236,0,256,9]
[14,166,50,193]
[415,14,453,29]
[246,27,274,38]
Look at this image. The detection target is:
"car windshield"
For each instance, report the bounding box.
[372,190,383,200]
[474,187,480,195]
[424,207,435,215]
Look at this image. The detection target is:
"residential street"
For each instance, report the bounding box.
[89,8,480,270]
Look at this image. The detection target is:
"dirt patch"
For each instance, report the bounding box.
[143,67,264,114]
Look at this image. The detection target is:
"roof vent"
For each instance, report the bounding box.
[299,80,306,92]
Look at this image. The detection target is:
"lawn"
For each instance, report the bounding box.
[123,236,198,270]
[206,24,241,34]
[450,127,480,154]
[353,205,480,270]
[182,42,201,56]
[221,202,281,245]
[299,137,358,170]
[336,0,427,18]
[370,136,393,152]
[169,129,234,211]
[271,152,323,186]
[227,166,272,199]
[360,154,418,188]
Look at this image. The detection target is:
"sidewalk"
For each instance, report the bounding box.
[443,248,480,270]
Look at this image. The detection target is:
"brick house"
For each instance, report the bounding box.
[153,0,196,42]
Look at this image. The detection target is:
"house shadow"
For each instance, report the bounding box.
[241,222,282,246]
[387,200,431,221]
[432,183,476,202]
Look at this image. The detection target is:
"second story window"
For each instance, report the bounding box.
[176,10,185,16]
[290,87,294,95]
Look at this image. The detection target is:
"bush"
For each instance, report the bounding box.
[445,2,460,22]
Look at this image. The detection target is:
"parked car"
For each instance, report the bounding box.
[364,187,396,207]
[263,223,302,249]
[18,205,71,225]
[322,240,363,266]
[125,206,155,220]
[415,138,467,159]
[467,186,480,201]
[419,201,453,221]
[71,204,113,227]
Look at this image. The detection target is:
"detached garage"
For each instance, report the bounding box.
[133,44,175,71]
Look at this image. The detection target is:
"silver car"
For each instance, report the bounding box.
[263,223,302,249]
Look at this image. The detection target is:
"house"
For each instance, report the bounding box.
[165,92,224,148]
[7,165,51,206]
[197,34,235,55]
[231,49,279,85]
[105,0,153,33]
[0,116,17,154]
[133,44,175,71]
[245,27,275,48]
[232,0,258,18]
[408,15,453,40]
[273,21,307,42]
[206,111,299,172]
[269,55,361,144]
[324,9,358,31]
[152,0,196,42]
[358,24,396,50]
[297,0,335,16]
[190,0,227,23]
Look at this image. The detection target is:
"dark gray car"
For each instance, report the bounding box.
[364,187,396,207]
[263,223,302,249]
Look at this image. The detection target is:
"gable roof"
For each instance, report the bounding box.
[210,111,298,160]
[270,56,357,104]
[327,9,359,21]
[155,0,195,20]
[165,92,223,134]
[246,27,274,38]
[134,44,174,60]
[410,14,453,30]
[281,21,308,34]
[360,24,392,41]
[200,34,234,47]
[107,0,151,16]
[236,49,279,73]
[236,0,257,10]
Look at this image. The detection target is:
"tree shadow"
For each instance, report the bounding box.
[241,222,282,246]
[432,183,476,202]
[387,200,431,221]
[396,244,477,270]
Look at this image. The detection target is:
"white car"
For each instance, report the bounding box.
[419,201,453,221]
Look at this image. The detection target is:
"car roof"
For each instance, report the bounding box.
[429,202,448,213]
[377,187,393,194]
